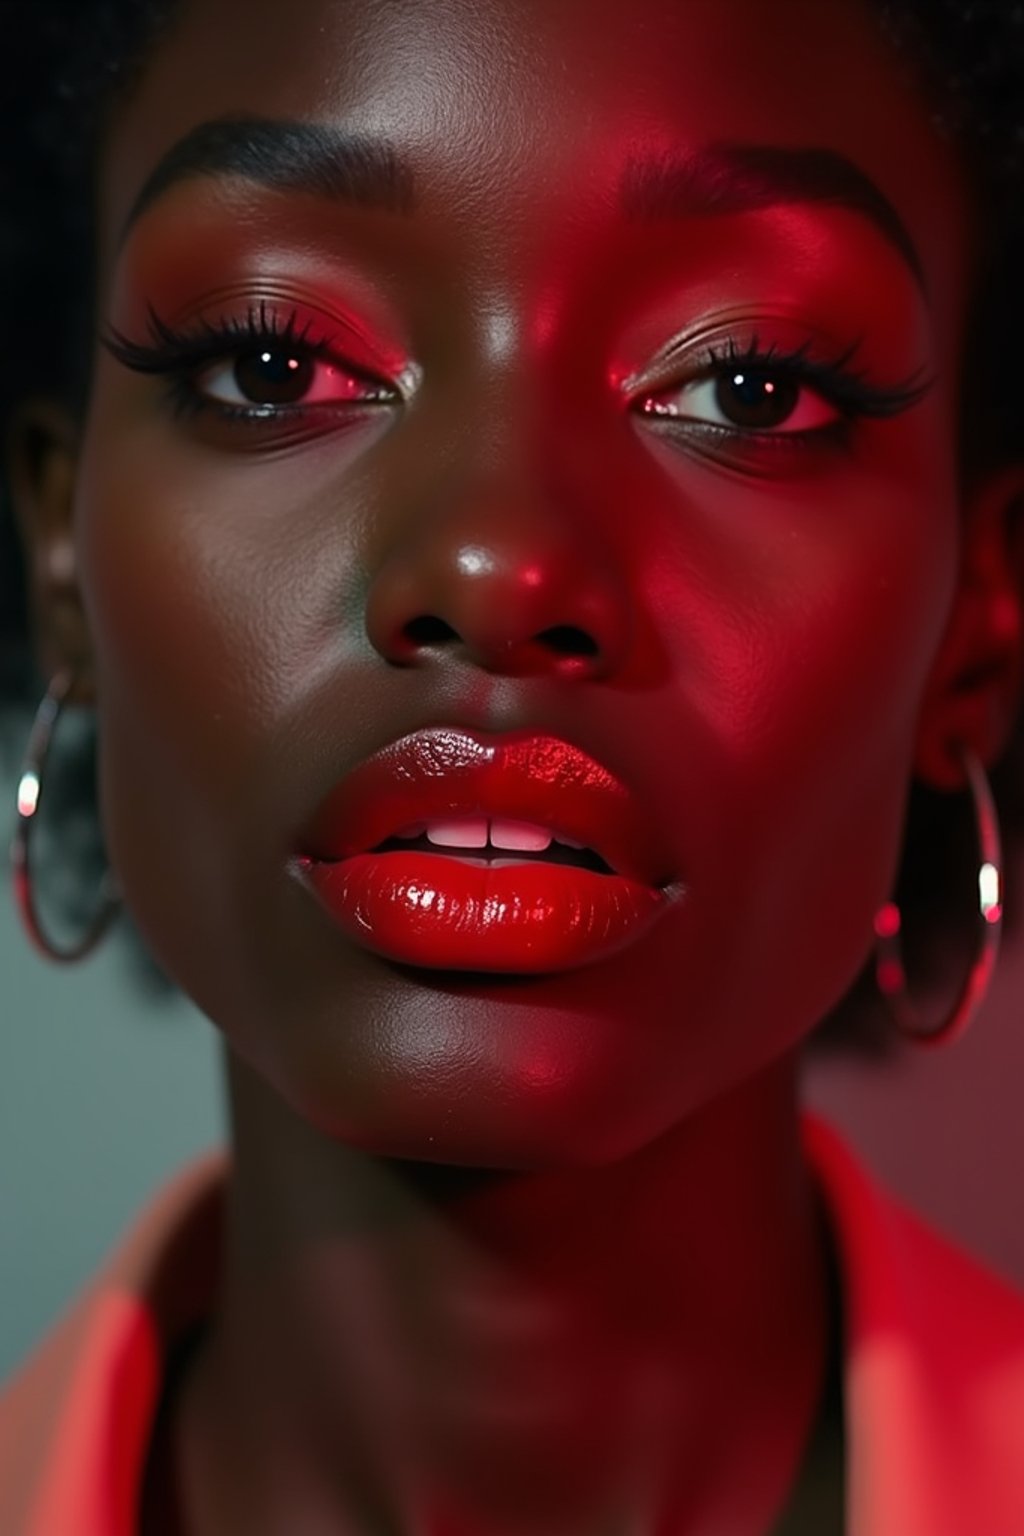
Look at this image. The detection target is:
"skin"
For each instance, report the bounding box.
[9,0,1024,1529]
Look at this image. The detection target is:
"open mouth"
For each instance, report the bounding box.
[373,829,614,878]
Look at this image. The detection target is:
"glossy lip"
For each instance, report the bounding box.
[300,853,668,974]
[296,725,673,889]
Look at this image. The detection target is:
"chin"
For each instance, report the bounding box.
[259,1033,683,1173]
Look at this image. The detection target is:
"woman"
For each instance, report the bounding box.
[1,0,1023,1530]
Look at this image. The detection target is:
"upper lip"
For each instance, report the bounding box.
[298,726,669,888]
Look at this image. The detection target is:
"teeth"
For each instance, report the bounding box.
[424,816,489,849]
[394,816,590,856]
[489,818,553,852]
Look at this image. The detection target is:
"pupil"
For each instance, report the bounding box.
[235,348,313,404]
[716,369,797,429]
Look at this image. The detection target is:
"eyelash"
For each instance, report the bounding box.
[637,333,932,450]
[101,306,931,458]
[101,301,397,422]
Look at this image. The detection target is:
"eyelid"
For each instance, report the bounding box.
[619,307,919,395]
[193,353,392,409]
[648,372,840,434]
[622,321,852,394]
[101,299,422,401]
[624,326,934,423]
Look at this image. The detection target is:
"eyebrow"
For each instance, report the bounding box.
[619,143,925,290]
[120,120,925,294]
[119,115,416,242]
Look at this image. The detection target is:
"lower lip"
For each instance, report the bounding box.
[299,850,666,973]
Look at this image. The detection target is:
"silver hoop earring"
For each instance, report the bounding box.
[873,743,1002,1048]
[10,669,120,964]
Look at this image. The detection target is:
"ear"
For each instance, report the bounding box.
[914,465,1024,791]
[5,397,96,705]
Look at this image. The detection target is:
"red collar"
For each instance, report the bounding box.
[2,1116,1023,1534]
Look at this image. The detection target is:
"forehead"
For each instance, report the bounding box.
[99,0,969,328]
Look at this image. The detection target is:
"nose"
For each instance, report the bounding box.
[364,477,632,682]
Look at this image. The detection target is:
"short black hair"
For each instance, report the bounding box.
[1,0,1022,1041]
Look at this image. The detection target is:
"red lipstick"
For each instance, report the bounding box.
[295,727,675,973]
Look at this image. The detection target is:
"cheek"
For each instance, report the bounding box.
[632,424,959,1069]
[73,402,384,986]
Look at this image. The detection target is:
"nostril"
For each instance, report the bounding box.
[397,616,602,669]
[539,625,599,657]
[404,616,457,646]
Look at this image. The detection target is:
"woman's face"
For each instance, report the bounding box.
[77,0,970,1164]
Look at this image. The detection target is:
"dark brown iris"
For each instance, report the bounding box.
[233,347,314,404]
[716,369,799,429]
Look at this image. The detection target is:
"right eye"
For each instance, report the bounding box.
[195,343,396,410]
[101,302,405,424]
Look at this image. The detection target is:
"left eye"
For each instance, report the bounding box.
[643,367,839,433]
[196,345,392,408]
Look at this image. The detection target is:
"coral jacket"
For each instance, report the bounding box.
[2,1116,1023,1535]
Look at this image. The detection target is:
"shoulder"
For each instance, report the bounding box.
[803,1113,1024,1536]
[803,1111,1024,1352]
[0,1153,225,1536]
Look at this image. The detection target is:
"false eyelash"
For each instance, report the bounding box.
[101,299,339,374]
[697,333,934,420]
[100,300,397,423]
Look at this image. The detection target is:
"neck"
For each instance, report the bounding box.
[176,1052,831,1535]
